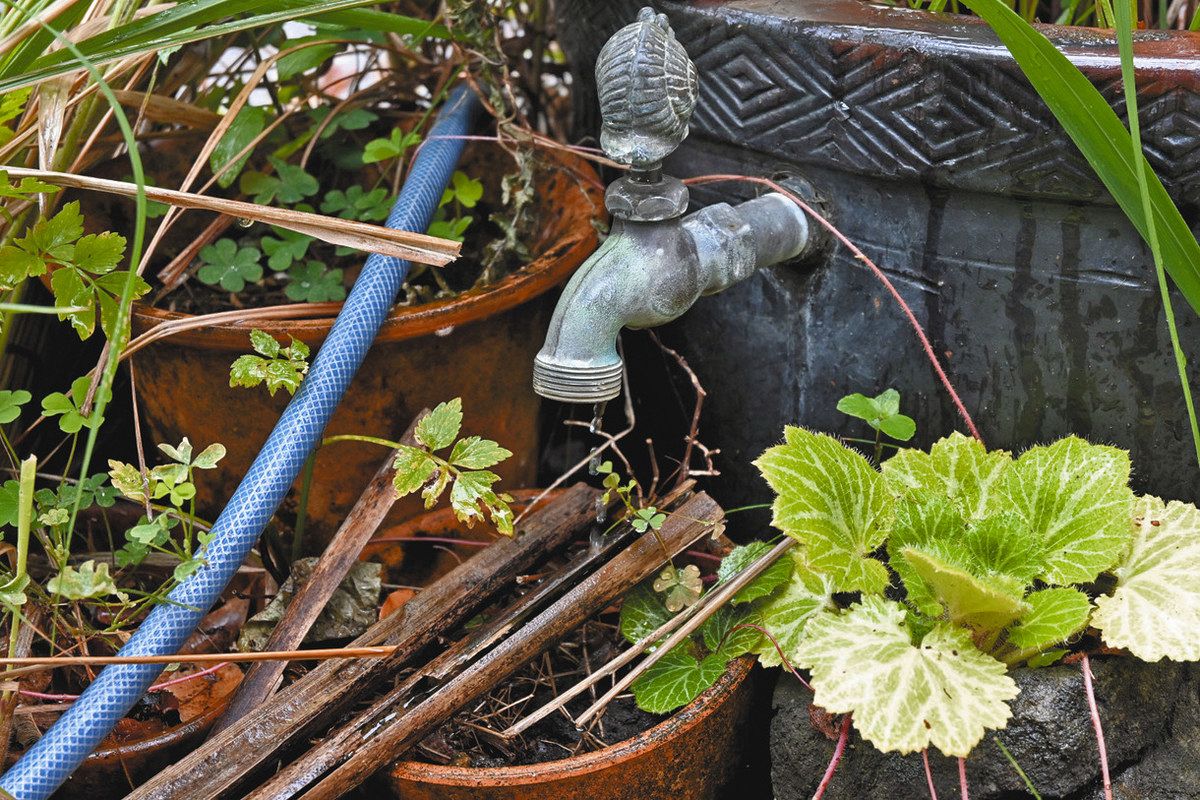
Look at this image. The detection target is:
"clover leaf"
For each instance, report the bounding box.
[0,389,30,424]
[197,239,263,292]
[42,376,110,434]
[837,388,916,442]
[362,127,421,163]
[285,261,345,303]
[261,228,313,271]
[319,185,391,222]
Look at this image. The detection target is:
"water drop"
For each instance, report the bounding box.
[236,217,254,228]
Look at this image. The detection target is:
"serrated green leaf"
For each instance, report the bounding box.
[449,469,500,526]
[889,494,968,616]
[883,432,1012,520]
[46,560,122,601]
[752,552,834,668]
[755,426,891,593]
[71,233,126,275]
[392,447,438,496]
[1007,587,1091,653]
[1092,496,1200,662]
[716,541,793,604]
[108,460,146,502]
[249,329,280,357]
[963,511,1045,582]
[1003,437,1133,585]
[448,436,512,469]
[795,596,1018,757]
[0,480,19,528]
[619,581,673,646]
[0,245,45,286]
[631,647,725,714]
[903,547,1030,632]
[229,354,267,390]
[702,605,762,660]
[415,398,462,450]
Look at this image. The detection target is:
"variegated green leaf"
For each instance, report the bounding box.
[717,541,793,604]
[795,596,1018,757]
[631,647,725,714]
[1006,587,1091,653]
[882,432,1012,520]
[414,398,463,451]
[752,553,833,668]
[962,511,1045,582]
[755,427,891,593]
[902,547,1030,632]
[1092,496,1200,662]
[888,494,967,616]
[1002,437,1133,585]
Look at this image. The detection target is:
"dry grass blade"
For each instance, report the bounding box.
[111,89,220,129]
[2,166,461,266]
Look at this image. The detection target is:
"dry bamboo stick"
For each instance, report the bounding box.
[250,492,724,800]
[0,167,461,266]
[125,484,602,800]
[211,412,424,735]
[0,646,398,671]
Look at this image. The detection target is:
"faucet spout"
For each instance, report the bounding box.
[533,191,811,404]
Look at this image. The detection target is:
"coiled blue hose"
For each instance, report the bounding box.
[1,85,479,800]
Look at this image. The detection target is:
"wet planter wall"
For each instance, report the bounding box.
[557,0,1200,512]
[130,150,602,547]
[771,658,1200,799]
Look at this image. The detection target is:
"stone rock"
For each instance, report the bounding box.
[770,658,1196,799]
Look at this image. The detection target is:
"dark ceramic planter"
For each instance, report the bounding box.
[557,0,1200,514]
[770,657,1200,799]
[129,148,603,549]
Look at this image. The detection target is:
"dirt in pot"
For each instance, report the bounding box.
[413,616,666,768]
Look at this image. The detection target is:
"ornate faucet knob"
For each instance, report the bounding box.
[595,7,698,173]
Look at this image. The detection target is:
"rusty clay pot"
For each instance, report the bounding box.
[128,148,603,550]
[384,657,755,800]
[15,663,243,799]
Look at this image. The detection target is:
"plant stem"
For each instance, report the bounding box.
[1081,653,1113,800]
[321,433,403,450]
[812,714,851,800]
[4,455,35,698]
[922,750,940,800]
[958,757,970,800]
[993,737,1042,799]
[292,451,317,564]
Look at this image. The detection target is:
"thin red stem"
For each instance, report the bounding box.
[683,174,983,444]
[812,714,852,800]
[923,751,940,800]
[367,536,490,547]
[733,623,812,691]
[18,661,229,702]
[1082,653,1113,800]
[958,757,970,800]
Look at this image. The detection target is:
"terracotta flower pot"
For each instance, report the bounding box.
[384,656,755,800]
[358,493,755,800]
[128,149,603,548]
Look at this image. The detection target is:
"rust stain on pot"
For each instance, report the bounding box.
[129,150,604,549]
[385,657,755,800]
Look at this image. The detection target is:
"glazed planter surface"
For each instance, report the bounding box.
[558,0,1200,514]
[384,656,754,800]
[130,149,602,547]
[771,657,1200,799]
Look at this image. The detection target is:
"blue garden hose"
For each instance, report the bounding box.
[0,85,480,800]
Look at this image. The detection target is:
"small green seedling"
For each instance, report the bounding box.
[427,170,482,243]
[362,127,421,164]
[229,330,311,396]
[838,387,916,463]
[391,398,515,534]
[197,239,263,292]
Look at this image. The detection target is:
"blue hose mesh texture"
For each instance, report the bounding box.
[0,86,480,800]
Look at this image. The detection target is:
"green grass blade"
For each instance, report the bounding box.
[1112,0,1200,468]
[0,0,445,93]
[993,737,1042,799]
[959,0,1200,319]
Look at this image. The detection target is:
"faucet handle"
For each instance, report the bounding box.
[595,6,698,173]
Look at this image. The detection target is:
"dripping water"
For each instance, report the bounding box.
[586,401,609,543]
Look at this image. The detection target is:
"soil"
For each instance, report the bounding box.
[413,617,667,769]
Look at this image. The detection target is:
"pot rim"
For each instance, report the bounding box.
[387,655,754,787]
[129,148,603,352]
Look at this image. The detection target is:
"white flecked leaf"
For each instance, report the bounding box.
[794,595,1018,757]
[1001,437,1133,585]
[1092,496,1200,662]
[882,432,1012,520]
[755,427,891,593]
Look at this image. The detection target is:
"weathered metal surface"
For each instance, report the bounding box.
[385,656,755,800]
[129,149,603,548]
[559,0,1200,511]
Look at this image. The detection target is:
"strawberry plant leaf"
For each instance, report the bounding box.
[448,436,512,469]
[71,232,125,274]
[250,329,280,357]
[1001,437,1133,585]
[391,446,438,496]
[755,426,891,593]
[795,596,1018,757]
[883,432,1013,521]
[415,398,463,450]
[1092,496,1200,661]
